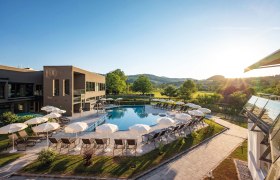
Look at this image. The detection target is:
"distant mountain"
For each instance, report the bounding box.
[207,75,226,81]
[127,74,193,84]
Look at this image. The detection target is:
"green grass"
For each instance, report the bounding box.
[213,113,247,128]
[21,120,224,178]
[0,135,9,152]
[192,91,214,98]
[205,140,248,180]
[0,153,23,168]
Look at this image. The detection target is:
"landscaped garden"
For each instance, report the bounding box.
[204,140,248,180]
[20,119,225,178]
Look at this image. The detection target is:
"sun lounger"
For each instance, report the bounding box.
[60,138,77,153]
[94,138,109,152]
[113,139,125,156]
[126,139,137,156]
[18,130,41,146]
[81,138,96,154]
[49,137,61,149]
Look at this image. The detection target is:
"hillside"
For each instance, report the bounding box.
[127,74,192,84]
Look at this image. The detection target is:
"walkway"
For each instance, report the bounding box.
[139,118,248,180]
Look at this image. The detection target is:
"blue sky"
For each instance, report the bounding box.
[0,0,280,79]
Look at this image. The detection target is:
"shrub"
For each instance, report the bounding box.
[0,112,19,126]
[37,149,57,165]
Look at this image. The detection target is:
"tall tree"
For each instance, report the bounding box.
[161,85,178,99]
[132,75,153,95]
[178,80,197,101]
[106,69,127,94]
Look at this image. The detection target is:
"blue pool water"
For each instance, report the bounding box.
[105,106,161,131]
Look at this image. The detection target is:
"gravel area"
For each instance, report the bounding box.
[234,159,252,180]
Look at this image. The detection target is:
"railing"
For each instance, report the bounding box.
[74,89,85,96]
[85,115,106,132]
[73,96,81,103]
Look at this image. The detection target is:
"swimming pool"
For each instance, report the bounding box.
[105,105,161,131]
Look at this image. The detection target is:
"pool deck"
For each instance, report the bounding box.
[0,105,205,178]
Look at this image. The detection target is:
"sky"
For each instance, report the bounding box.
[0,0,280,80]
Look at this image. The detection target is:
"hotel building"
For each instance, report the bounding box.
[244,49,280,180]
[0,65,105,116]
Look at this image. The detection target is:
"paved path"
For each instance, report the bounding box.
[139,118,248,180]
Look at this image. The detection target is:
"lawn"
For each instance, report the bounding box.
[205,140,248,180]
[21,120,225,178]
[0,153,23,168]
[192,91,214,99]
[0,134,9,152]
[213,113,247,128]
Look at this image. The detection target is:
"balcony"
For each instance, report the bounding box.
[74,89,85,96]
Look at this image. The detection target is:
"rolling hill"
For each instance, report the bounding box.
[127,74,194,84]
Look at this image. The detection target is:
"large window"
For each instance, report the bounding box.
[0,82,5,99]
[64,79,70,95]
[8,83,34,98]
[53,79,59,96]
[98,83,105,91]
[86,82,95,92]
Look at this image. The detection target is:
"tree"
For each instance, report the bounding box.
[1,112,19,126]
[161,85,178,99]
[132,75,153,95]
[228,91,247,111]
[178,80,197,101]
[106,69,127,94]
[197,93,222,105]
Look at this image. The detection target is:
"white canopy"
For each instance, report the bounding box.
[175,113,192,121]
[198,108,211,114]
[64,122,88,134]
[115,98,123,101]
[52,109,66,114]
[167,100,175,103]
[188,110,204,116]
[129,124,151,134]
[44,112,62,119]
[157,117,175,126]
[0,123,28,153]
[176,101,185,105]
[100,98,107,101]
[32,122,60,133]
[106,98,114,101]
[152,98,160,102]
[96,123,118,134]
[24,117,48,125]
[0,123,28,134]
[186,103,201,109]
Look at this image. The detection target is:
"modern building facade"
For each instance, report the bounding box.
[0,65,105,116]
[43,66,105,116]
[244,49,280,180]
[0,65,43,114]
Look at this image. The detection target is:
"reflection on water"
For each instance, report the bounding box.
[106,106,160,131]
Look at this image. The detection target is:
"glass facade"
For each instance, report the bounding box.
[0,82,5,99]
[64,79,70,95]
[86,82,95,91]
[53,79,59,96]
[8,83,34,98]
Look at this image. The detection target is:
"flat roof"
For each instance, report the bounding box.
[0,65,37,72]
[244,49,280,72]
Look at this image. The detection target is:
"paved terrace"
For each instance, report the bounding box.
[0,105,199,178]
[139,117,248,180]
[0,106,247,179]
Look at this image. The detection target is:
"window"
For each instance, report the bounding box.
[86,82,95,92]
[64,79,70,95]
[7,83,34,98]
[0,82,5,99]
[53,79,59,96]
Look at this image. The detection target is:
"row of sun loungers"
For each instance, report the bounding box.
[48,137,138,156]
[153,103,189,112]
[142,116,205,147]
